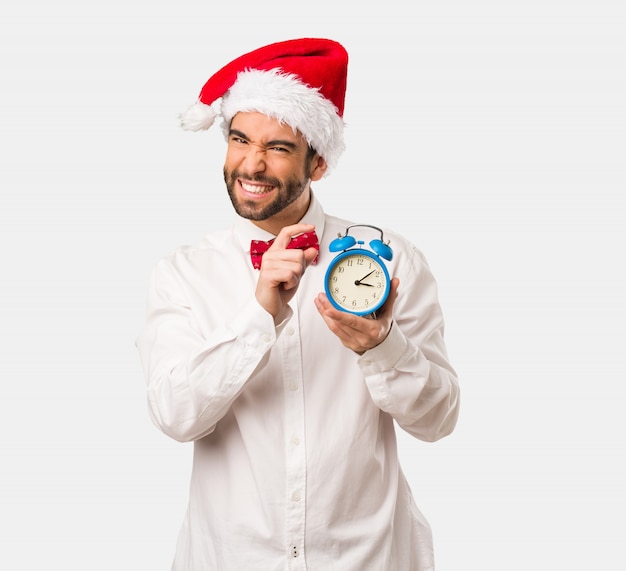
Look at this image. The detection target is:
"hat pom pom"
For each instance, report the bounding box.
[179,101,217,131]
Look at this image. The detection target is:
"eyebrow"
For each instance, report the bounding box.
[229,129,299,151]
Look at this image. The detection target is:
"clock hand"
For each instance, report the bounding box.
[355,270,376,286]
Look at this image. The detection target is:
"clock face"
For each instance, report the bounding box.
[324,250,391,315]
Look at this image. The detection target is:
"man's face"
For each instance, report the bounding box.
[223,112,324,230]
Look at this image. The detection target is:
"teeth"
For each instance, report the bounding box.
[241,181,270,194]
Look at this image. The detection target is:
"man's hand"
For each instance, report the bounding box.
[314,277,400,354]
[255,223,319,320]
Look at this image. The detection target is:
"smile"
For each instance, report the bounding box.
[240,180,274,195]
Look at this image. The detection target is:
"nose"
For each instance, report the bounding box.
[242,146,267,173]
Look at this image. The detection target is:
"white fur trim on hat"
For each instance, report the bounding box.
[220,69,345,173]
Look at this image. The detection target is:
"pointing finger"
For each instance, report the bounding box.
[272,223,316,250]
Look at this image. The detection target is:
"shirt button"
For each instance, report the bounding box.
[292,492,301,502]
[262,334,271,343]
[363,359,371,366]
[286,327,295,336]
[289,383,298,391]
[292,436,300,445]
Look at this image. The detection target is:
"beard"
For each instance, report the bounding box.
[223,167,311,221]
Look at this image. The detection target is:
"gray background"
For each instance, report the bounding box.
[1,0,624,569]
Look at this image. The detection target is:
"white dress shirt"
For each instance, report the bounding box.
[136,193,460,570]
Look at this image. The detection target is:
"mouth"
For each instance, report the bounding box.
[239,179,275,196]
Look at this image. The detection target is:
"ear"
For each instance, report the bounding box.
[309,155,328,181]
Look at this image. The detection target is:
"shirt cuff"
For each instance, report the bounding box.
[228,298,294,350]
[357,321,407,374]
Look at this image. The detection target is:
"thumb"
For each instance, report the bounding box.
[387,277,400,307]
[303,247,319,268]
[378,277,400,317]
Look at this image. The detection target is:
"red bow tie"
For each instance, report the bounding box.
[250,231,319,270]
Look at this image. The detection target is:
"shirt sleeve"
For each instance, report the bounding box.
[135,257,290,442]
[358,243,460,442]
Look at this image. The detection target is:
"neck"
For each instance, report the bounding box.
[252,190,312,236]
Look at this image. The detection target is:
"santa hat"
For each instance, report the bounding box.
[180,38,348,173]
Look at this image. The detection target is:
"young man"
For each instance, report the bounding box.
[136,38,460,570]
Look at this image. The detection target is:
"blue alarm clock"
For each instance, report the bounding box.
[324,225,393,317]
